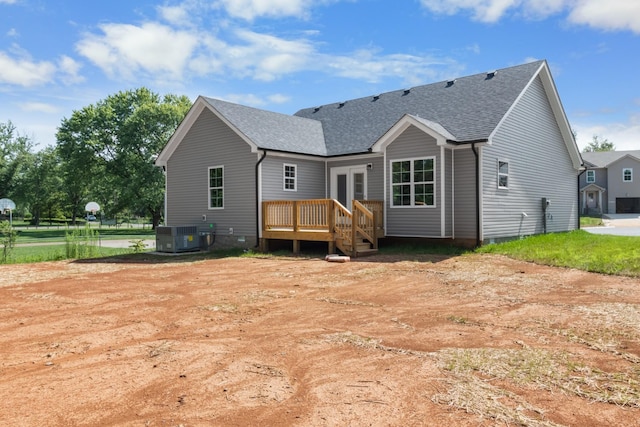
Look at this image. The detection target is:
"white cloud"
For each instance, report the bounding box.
[0,51,56,86]
[215,0,312,20]
[320,50,462,85]
[568,1,640,33]
[76,22,200,81]
[7,28,18,37]
[189,28,461,85]
[19,102,60,114]
[0,0,18,4]
[58,55,84,84]
[222,93,270,106]
[419,0,640,33]
[158,4,192,27]
[268,93,291,104]
[574,121,640,152]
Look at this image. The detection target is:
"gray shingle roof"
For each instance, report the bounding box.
[295,60,545,156]
[581,150,640,168]
[203,61,545,157]
[203,97,327,156]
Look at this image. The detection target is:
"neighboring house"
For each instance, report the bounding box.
[580,150,640,214]
[156,60,583,254]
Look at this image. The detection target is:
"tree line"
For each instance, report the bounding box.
[1,88,191,228]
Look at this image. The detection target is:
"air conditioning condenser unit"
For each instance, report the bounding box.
[156,225,200,253]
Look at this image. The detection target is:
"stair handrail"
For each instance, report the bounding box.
[352,200,377,248]
[333,200,353,247]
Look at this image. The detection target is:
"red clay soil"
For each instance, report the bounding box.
[1,253,639,426]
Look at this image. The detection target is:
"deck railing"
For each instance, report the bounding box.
[262,199,383,255]
[263,199,334,231]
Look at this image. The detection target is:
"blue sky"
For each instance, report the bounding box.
[1,0,639,151]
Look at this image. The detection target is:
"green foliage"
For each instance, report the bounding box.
[0,221,17,263]
[583,135,615,152]
[65,226,100,259]
[56,88,191,228]
[0,121,34,199]
[129,239,148,253]
[580,215,604,227]
[477,230,640,276]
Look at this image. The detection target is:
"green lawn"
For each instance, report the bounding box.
[4,226,640,278]
[580,215,604,227]
[15,227,155,243]
[7,244,137,264]
[477,230,640,277]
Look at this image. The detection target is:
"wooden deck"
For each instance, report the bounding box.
[261,199,383,257]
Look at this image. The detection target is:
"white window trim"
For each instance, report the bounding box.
[586,170,595,183]
[498,159,509,189]
[208,165,224,210]
[390,156,436,208]
[283,163,297,192]
[623,168,633,183]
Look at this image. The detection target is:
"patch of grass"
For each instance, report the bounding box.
[437,347,640,408]
[580,215,604,227]
[446,315,469,324]
[15,227,155,244]
[9,244,133,264]
[477,230,640,276]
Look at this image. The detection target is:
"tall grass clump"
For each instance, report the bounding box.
[65,226,99,259]
[0,220,17,263]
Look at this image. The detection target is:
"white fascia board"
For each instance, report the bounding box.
[155,96,259,167]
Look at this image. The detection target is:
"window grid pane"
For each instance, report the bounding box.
[284,165,296,190]
[209,167,223,208]
[391,159,435,207]
[498,160,509,188]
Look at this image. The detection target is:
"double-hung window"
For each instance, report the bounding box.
[208,166,224,209]
[498,160,509,189]
[586,170,595,183]
[391,158,435,207]
[623,168,633,182]
[284,164,297,191]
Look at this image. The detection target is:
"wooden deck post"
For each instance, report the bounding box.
[292,200,298,232]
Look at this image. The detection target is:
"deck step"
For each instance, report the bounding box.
[355,248,378,257]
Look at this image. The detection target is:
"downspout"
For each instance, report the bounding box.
[255,150,268,247]
[471,143,481,247]
[577,168,586,230]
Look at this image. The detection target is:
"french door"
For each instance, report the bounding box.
[330,166,367,210]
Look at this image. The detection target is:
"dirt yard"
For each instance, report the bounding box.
[1,253,639,426]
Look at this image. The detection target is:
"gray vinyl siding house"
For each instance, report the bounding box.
[580,151,640,214]
[157,60,583,250]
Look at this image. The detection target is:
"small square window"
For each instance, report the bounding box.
[498,160,509,189]
[586,170,595,183]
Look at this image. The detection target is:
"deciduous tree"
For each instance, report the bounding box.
[57,88,191,227]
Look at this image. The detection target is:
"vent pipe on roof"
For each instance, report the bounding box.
[446,79,456,87]
[373,94,380,101]
[338,102,346,108]
[486,70,497,79]
[313,106,321,113]
[403,89,411,95]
